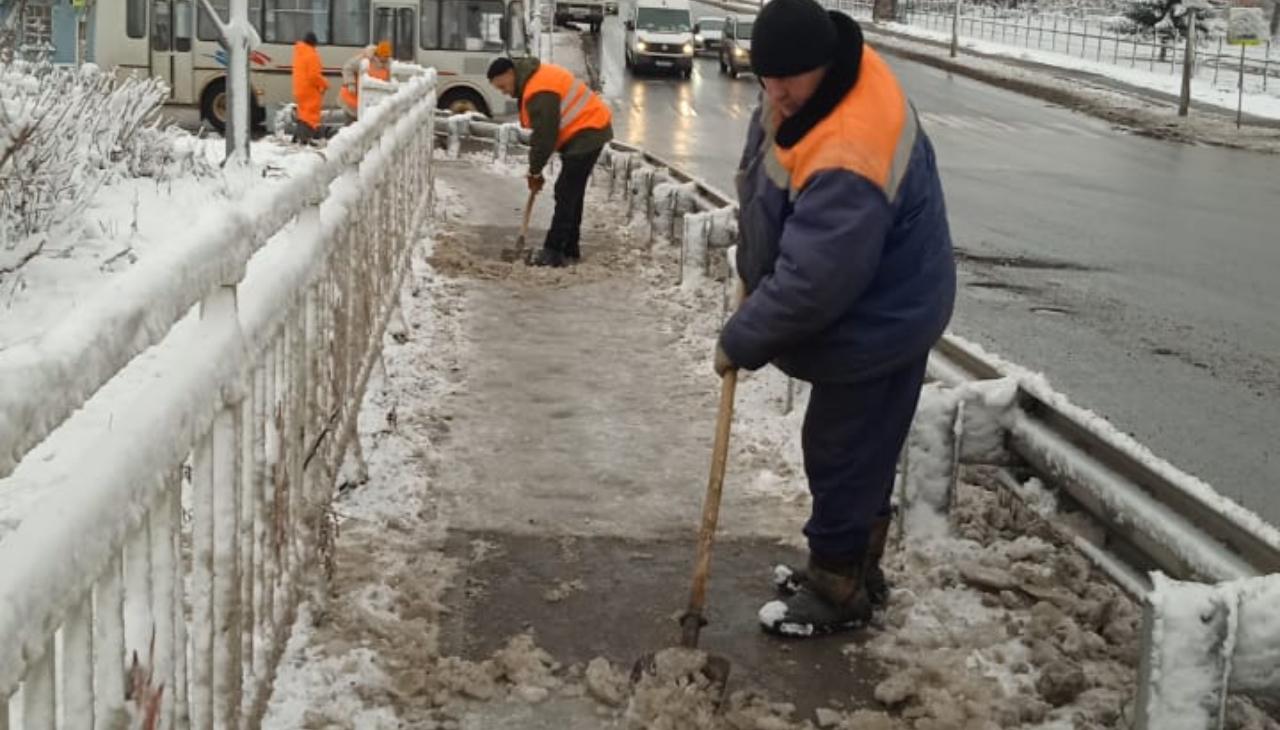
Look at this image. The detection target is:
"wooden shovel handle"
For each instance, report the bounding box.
[681,280,746,648]
[519,189,538,240]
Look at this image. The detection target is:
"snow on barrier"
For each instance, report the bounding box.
[0,68,438,728]
[928,335,1280,728]
[429,117,1280,726]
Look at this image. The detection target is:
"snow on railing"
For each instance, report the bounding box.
[0,71,436,481]
[0,69,438,728]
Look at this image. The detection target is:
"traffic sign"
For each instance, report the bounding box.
[1227,5,1267,45]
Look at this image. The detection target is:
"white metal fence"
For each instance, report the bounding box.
[0,67,438,729]
[832,0,1276,93]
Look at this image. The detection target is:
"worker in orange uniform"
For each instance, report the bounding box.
[340,41,393,120]
[290,32,328,144]
[486,57,613,267]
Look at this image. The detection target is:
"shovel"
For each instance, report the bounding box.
[631,362,739,700]
[500,189,538,263]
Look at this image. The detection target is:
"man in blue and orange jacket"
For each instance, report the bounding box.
[715,0,956,637]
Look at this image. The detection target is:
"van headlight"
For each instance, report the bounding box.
[635,40,647,51]
[682,42,694,55]
[734,46,748,57]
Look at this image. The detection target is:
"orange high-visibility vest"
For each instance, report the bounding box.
[292,42,328,128]
[519,63,611,149]
[341,64,392,111]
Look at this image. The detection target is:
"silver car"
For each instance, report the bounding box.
[719,14,755,78]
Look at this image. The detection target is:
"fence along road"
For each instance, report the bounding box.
[0,67,439,729]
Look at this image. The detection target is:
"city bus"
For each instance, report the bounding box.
[88,0,528,129]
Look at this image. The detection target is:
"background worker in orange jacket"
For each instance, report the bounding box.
[291,32,327,144]
[341,41,393,120]
[487,56,613,268]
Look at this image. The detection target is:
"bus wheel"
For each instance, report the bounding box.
[439,88,490,117]
[201,79,229,133]
[201,78,267,135]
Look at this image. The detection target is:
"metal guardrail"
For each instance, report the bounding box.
[930,337,1280,587]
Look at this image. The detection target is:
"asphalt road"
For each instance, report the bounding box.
[592,3,1280,524]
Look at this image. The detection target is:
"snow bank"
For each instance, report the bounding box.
[901,378,1019,539]
[879,21,1280,121]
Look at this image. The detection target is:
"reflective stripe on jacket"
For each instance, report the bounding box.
[518,63,611,149]
[723,34,956,384]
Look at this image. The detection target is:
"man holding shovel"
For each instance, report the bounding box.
[487,57,613,268]
[715,0,956,637]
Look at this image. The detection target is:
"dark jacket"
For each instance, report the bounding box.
[513,57,613,176]
[720,14,955,384]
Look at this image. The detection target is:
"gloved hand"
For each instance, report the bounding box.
[527,174,545,193]
[714,344,735,377]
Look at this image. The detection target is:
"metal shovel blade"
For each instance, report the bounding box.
[499,234,526,263]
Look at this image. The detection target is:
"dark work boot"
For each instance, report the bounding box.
[772,516,894,610]
[759,553,871,638]
[527,248,566,268]
[864,516,892,608]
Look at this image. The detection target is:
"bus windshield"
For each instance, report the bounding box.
[636,8,690,32]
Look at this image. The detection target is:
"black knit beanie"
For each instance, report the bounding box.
[751,0,839,77]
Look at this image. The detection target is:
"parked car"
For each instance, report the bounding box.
[719,14,755,78]
[693,17,724,54]
[624,0,696,78]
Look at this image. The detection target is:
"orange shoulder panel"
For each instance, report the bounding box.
[774,48,907,195]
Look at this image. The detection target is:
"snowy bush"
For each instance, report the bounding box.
[0,61,212,276]
[1120,0,1218,39]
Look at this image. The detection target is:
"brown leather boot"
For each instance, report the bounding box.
[864,515,892,608]
[772,516,894,609]
[759,553,872,638]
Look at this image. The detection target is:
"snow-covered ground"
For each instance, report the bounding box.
[0,137,313,352]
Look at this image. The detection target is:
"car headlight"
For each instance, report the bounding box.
[683,42,694,54]
[635,40,647,51]
[734,46,748,56]
[694,33,703,42]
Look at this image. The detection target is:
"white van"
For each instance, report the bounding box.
[624,0,695,78]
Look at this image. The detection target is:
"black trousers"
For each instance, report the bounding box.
[801,357,928,560]
[543,147,603,258]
